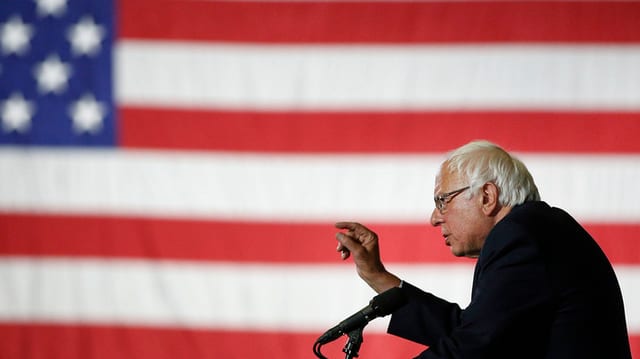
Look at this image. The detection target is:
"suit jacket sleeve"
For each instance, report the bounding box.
[388,221,554,359]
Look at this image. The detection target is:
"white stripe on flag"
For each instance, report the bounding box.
[116,42,640,110]
[1,149,640,222]
[1,258,638,332]
[0,257,473,331]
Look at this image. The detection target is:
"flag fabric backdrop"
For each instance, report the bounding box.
[1,0,640,358]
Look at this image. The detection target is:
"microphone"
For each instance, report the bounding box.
[316,287,408,344]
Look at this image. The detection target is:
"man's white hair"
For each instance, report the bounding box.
[441,140,540,206]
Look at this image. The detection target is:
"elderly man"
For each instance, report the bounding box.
[335,140,631,358]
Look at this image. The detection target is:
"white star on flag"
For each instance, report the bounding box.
[33,54,72,94]
[69,93,105,134]
[0,16,34,55]
[35,0,68,17]
[67,16,105,56]
[1,93,36,133]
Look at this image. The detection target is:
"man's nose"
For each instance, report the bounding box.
[430,208,443,227]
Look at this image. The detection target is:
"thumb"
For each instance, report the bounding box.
[336,232,359,251]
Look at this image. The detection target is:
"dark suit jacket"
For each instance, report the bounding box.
[388,201,631,359]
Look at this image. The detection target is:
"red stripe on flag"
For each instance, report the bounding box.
[120,107,640,154]
[2,213,639,264]
[119,1,640,44]
[0,323,425,359]
[1,323,638,359]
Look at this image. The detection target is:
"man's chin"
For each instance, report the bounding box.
[450,247,465,257]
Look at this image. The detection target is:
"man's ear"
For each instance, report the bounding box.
[481,182,500,216]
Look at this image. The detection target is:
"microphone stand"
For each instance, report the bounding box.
[342,326,364,359]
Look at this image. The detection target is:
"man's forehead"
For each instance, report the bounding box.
[435,168,464,192]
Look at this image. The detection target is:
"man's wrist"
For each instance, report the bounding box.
[368,273,402,293]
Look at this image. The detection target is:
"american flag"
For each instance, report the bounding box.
[1,0,639,358]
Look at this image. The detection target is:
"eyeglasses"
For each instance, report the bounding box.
[434,186,470,213]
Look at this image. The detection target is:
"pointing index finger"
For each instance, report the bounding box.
[335,221,359,231]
